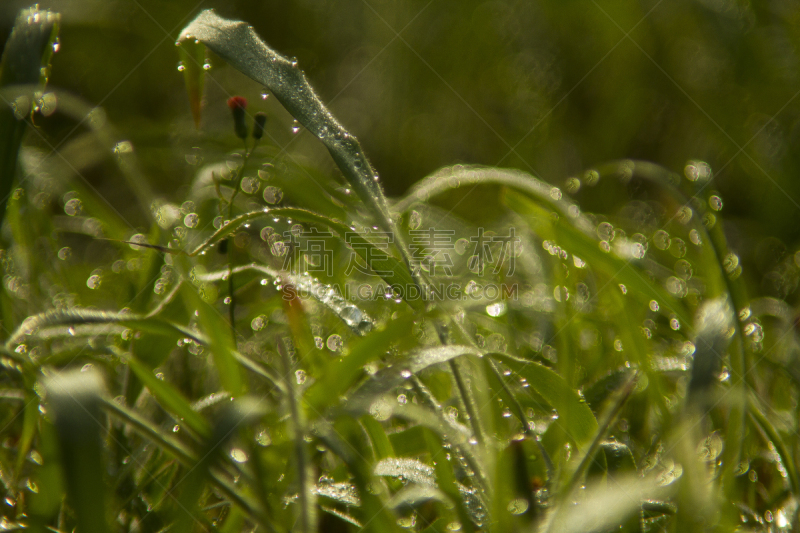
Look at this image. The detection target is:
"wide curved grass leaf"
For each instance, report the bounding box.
[490,353,598,450]
[177,11,398,250]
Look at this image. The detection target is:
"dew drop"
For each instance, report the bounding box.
[263,186,283,204]
[295,369,307,384]
[52,37,60,53]
[261,90,270,100]
[408,210,422,230]
[86,274,101,289]
[549,187,562,200]
[397,394,408,405]
[486,302,507,317]
[223,296,232,305]
[177,61,185,72]
[202,60,211,71]
[241,176,260,194]
[326,334,343,352]
[173,424,180,433]
[507,498,529,515]
[709,195,723,211]
[251,315,267,331]
[256,429,271,446]
[183,213,199,228]
[57,247,71,260]
[649,300,659,312]
[64,198,82,216]
[230,448,248,463]
[291,120,300,134]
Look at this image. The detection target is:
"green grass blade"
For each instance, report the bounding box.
[305,313,413,413]
[177,10,421,291]
[124,352,211,438]
[0,6,59,226]
[189,207,420,308]
[44,370,109,533]
[503,188,693,326]
[179,281,244,395]
[178,39,206,128]
[490,353,598,451]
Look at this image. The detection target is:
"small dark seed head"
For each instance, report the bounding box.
[253,112,267,140]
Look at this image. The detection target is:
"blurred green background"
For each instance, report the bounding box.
[2,0,799,245]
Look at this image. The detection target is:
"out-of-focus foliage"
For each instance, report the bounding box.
[1,2,800,533]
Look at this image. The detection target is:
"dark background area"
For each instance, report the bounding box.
[2,0,800,244]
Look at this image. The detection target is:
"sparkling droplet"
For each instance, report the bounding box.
[177,61,185,72]
[649,300,659,312]
[295,369,307,384]
[64,198,82,216]
[291,120,300,134]
[230,448,248,463]
[709,195,723,211]
[486,302,507,317]
[263,186,283,204]
[241,176,260,194]
[408,210,422,230]
[251,315,267,331]
[183,213,199,228]
[86,274,101,289]
[326,334,343,352]
[57,247,71,260]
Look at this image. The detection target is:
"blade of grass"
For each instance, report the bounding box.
[177,10,423,294]
[0,6,60,225]
[45,369,109,533]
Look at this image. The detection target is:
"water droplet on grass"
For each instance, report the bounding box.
[649,300,659,312]
[57,247,71,260]
[486,302,507,317]
[408,210,422,230]
[64,198,82,216]
[263,186,283,204]
[177,61,185,72]
[709,195,723,211]
[230,448,248,462]
[326,334,343,352]
[256,429,271,446]
[184,213,199,228]
[507,498,529,515]
[86,274,101,289]
[251,315,267,331]
[291,120,300,134]
[234,176,258,195]
[549,187,562,200]
[295,370,306,384]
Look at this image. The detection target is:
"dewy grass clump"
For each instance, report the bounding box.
[0,5,798,533]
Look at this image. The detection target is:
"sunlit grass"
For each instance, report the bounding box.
[0,6,798,533]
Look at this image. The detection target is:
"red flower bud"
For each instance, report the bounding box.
[227,96,248,139]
